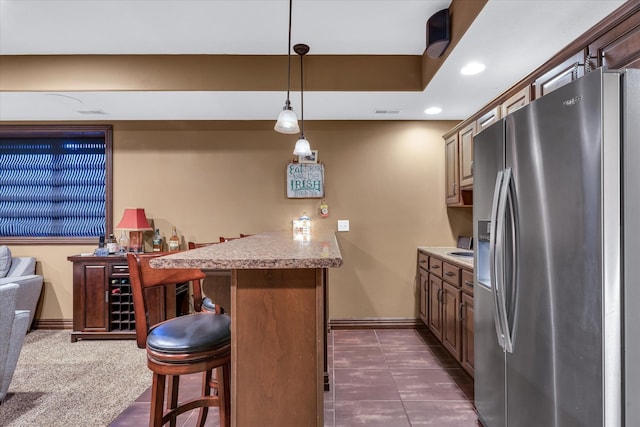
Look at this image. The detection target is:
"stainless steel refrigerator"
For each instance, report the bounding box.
[473,67,640,427]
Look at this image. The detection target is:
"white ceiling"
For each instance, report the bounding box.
[0,0,626,122]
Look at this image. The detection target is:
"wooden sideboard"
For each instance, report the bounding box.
[68,254,188,342]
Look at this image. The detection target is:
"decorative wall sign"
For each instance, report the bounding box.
[286,162,324,198]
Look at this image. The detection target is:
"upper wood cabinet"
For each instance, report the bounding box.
[501,84,532,118]
[445,133,460,205]
[588,7,640,70]
[458,122,476,190]
[445,132,472,207]
[534,51,585,98]
[475,106,501,135]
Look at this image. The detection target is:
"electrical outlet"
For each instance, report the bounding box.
[337,220,350,232]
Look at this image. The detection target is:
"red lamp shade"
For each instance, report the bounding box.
[116,208,153,231]
[116,208,153,253]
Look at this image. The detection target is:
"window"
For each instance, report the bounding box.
[0,125,113,244]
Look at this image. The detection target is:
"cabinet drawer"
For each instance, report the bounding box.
[418,252,429,272]
[429,257,443,276]
[462,269,474,295]
[442,262,461,287]
[110,263,129,276]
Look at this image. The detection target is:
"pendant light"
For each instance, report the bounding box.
[274,0,300,134]
[293,43,312,157]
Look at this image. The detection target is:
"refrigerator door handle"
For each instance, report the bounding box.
[496,168,515,353]
[489,170,507,350]
[503,171,519,353]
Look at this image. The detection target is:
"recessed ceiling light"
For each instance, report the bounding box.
[424,107,442,115]
[461,62,486,76]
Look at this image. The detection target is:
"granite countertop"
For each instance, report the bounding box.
[417,246,474,270]
[150,230,343,270]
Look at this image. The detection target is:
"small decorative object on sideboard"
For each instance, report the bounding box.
[168,226,180,251]
[118,231,129,254]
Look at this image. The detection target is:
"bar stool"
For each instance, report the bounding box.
[127,252,231,427]
[187,241,223,313]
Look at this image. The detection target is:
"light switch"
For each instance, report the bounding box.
[337,220,350,232]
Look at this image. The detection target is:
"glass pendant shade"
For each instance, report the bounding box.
[293,137,312,156]
[275,107,300,134]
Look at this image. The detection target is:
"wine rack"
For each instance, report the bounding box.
[108,263,135,331]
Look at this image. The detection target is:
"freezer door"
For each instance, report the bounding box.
[474,285,506,427]
[504,69,606,426]
[473,121,507,427]
[622,69,640,426]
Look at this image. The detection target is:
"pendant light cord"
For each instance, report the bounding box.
[300,50,305,137]
[285,0,293,106]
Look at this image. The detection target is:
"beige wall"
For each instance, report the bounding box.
[11,119,472,323]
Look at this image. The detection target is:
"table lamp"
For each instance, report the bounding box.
[116,208,153,253]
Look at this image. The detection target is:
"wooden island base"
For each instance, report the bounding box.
[232,268,324,426]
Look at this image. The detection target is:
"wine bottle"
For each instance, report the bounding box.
[152,229,162,252]
[168,226,180,251]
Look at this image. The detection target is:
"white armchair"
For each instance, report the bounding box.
[0,283,30,403]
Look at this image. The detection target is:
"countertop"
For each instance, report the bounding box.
[418,246,474,270]
[150,230,343,270]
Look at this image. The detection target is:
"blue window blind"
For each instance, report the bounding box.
[0,127,111,240]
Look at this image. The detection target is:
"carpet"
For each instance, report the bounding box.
[0,330,151,427]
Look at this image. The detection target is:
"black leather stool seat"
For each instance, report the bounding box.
[147,313,231,355]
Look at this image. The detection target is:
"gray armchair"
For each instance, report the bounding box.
[0,283,30,403]
[0,256,43,330]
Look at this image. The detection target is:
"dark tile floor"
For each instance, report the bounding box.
[109,328,480,426]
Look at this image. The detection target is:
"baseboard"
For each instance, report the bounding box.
[33,319,73,330]
[34,317,424,331]
[329,317,423,330]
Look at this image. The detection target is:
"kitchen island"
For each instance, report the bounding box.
[150,230,343,427]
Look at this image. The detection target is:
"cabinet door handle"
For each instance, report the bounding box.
[437,288,442,303]
[105,290,109,303]
[459,302,465,320]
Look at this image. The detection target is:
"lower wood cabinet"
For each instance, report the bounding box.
[428,274,444,340]
[417,249,474,377]
[442,281,462,361]
[418,267,428,324]
[461,292,474,376]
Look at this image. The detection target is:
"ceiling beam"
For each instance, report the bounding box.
[0,0,485,94]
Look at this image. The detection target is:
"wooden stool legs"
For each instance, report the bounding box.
[148,363,231,427]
